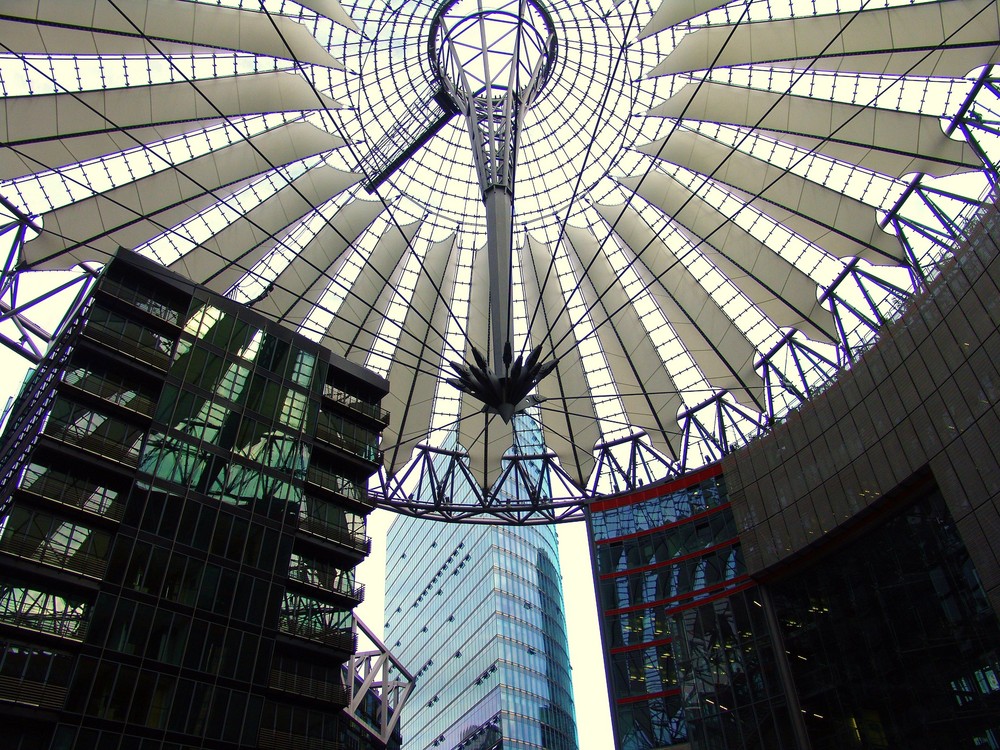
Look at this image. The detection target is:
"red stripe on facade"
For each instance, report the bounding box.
[589,463,723,513]
[610,635,673,655]
[607,575,752,616]
[599,536,740,580]
[660,580,755,617]
[595,502,731,546]
[616,688,681,705]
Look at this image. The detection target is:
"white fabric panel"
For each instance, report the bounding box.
[650,0,1000,78]
[639,0,734,40]
[295,0,360,32]
[521,235,601,485]
[170,164,360,286]
[1,73,340,148]
[596,202,765,407]
[22,122,345,270]
[564,226,685,459]
[1,0,344,69]
[651,82,981,178]
[327,221,422,361]
[640,130,905,264]
[252,198,386,326]
[381,234,459,475]
[0,122,201,183]
[617,171,837,342]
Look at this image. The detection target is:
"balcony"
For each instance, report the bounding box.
[287,560,365,605]
[0,675,66,710]
[97,277,182,326]
[0,590,89,642]
[0,535,108,580]
[297,514,372,554]
[268,669,350,706]
[305,466,374,510]
[278,621,356,653]
[43,427,140,468]
[313,418,382,466]
[323,384,389,426]
[18,468,125,523]
[61,377,157,419]
[258,728,346,750]
[81,323,172,370]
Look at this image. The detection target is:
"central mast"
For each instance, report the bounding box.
[431,0,560,420]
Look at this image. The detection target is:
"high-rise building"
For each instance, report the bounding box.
[0,249,399,750]
[385,424,578,750]
[588,206,1000,749]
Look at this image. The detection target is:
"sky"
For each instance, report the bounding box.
[0,319,615,750]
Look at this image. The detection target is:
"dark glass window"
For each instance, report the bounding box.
[771,483,1000,749]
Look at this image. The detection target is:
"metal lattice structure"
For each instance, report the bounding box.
[346,616,414,746]
[0,1,999,523]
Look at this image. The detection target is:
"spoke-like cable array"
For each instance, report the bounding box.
[0,0,995,521]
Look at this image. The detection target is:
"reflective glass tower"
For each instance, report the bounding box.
[385,519,577,750]
[385,418,578,750]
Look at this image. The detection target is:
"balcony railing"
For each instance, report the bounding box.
[297,515,372,553]
[287,565,365,604]
[0,536,108,580]
[97,278,182,325]
[269,669,350,706]
[0,602,88,642]
[19,469,125,523]
[305,467,374,508]
[323,384,389,425]
[0,676,66,710]
[313,419,382,465]
[61,377,156,418]
[43,427,140,467]
[278,621,356,652]
[82,324,172,370]
[258,728,346,750]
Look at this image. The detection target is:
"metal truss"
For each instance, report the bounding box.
[756,330,841,425]
[589,431,681,497]
[346,616,414,747]
[372,442,588,524]
[678,392,767,469]
[0,200,96,364]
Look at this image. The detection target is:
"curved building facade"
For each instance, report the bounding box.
[589,205,1000,749]
[385,518,577,750]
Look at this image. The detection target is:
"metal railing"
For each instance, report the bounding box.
[61,376,156,417]
[297,515,371,553]
[0,536,108,579]
[305,466,374,508]
[82,324,171,370]
[322,384,389,424]
[278,621,356,652]
[97,277,182,325]
[19,468,125,522]
[269,669,350,705]
[43,427,140,467]
[313,418,382,464]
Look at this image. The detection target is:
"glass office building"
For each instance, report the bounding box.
[0,250,397,750]
[588,210,1000,749]
[385,418,578,750]
[590,466,1000,750]
[589,466,796,750]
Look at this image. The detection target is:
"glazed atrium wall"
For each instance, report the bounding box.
[385,517,577,750]
[0,250,395,750]
[588,206,1000,748]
